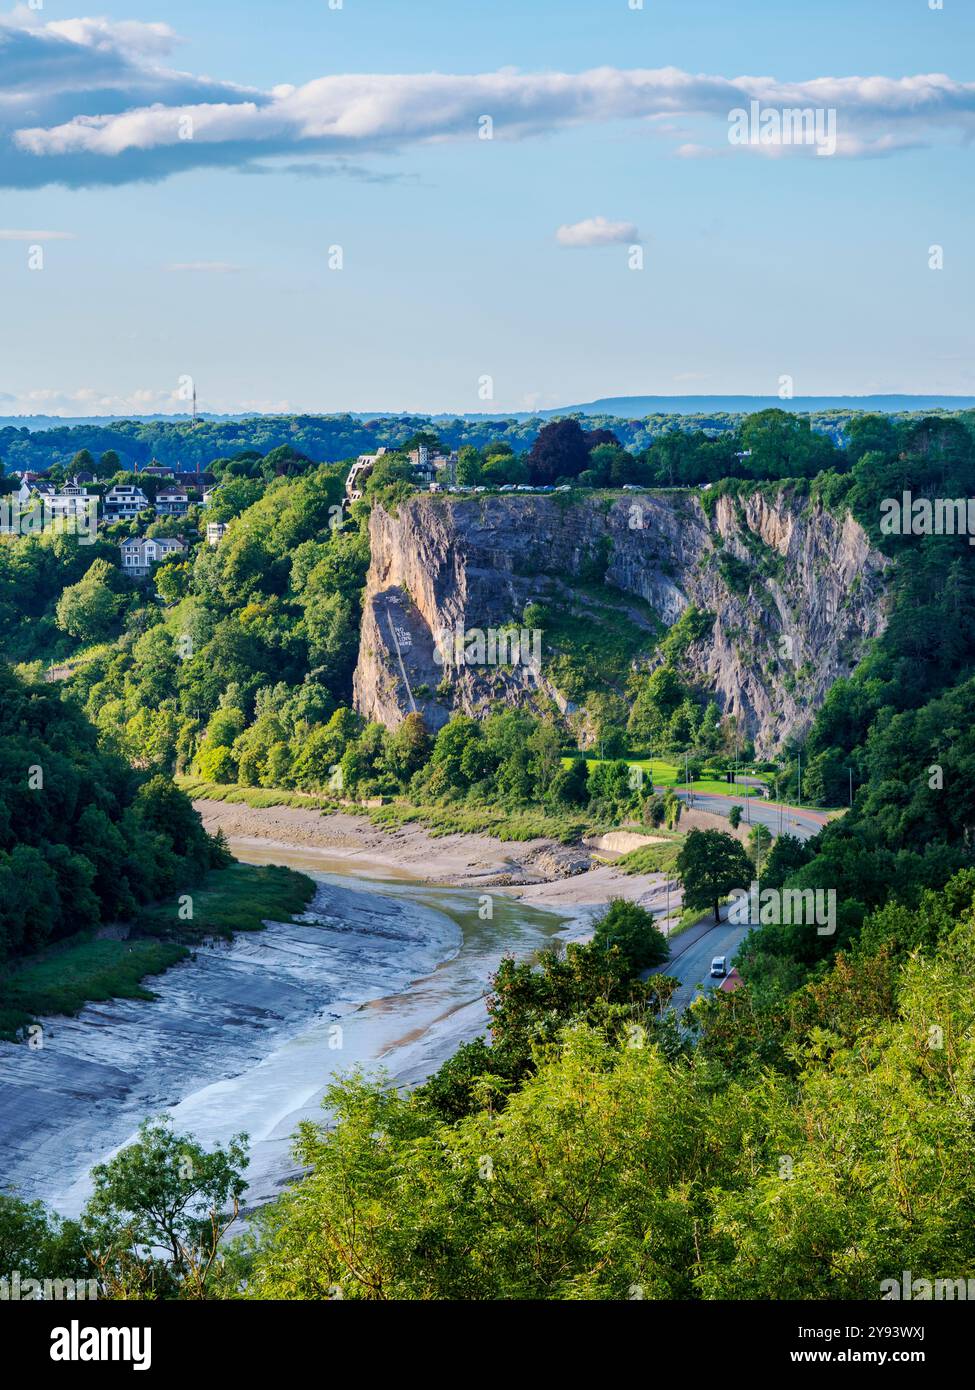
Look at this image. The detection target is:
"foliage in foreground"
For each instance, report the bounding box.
[244,885,975,1299]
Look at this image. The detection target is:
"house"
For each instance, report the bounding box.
[409,445,458,487]
[139,463,175,479]
[173,470,216,490]
[119,535,187,578]
[104,484,150,520]
[48,480,96,523]
[17,476,53,506]
[16,476,94,522]
[201,487,216,507]
[206,521,228,547]
[345,445,460,501]
[346,448,390,502]
[155,485,189,518]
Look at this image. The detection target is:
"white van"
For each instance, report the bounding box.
[710,956,728,979]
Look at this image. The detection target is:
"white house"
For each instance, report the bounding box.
[206,521,229,547]
[345,448,390,502]
[104,484,150,520]
[119,535,187,578]
[49,480,96,521]
[155,485,189,518]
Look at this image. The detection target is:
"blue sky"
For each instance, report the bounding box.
[0,0,972,416]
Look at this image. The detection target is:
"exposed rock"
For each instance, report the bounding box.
[353,489,890,757]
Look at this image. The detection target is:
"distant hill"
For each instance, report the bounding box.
[550,395,975,417]
[2,396,974,435]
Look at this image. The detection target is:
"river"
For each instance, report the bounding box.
[0,840,574,1217]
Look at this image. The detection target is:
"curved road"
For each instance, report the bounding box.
[644,791,835,1009]
[673,788,831,842]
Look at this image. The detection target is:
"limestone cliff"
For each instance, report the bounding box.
[352,488,890,757]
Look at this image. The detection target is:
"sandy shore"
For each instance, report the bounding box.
[195,799,680,917]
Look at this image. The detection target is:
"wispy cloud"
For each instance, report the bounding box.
[556,216,638,248]
[0,228,75,239]
[165,260,243,273]
[2,8,973,188]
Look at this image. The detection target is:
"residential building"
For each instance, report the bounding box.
[409,445,458,487]
[206,521,229,547]
[104,484,150,520]
[155,485,190,517]
[346,447,390,502]
[48,480,96,522]
[172,470,216,490]
[16,476,52,506]
[119,535,187,578]
[345,445,459,501]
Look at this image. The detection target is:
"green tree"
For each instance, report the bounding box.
[591,898,669,972]
[54,559,122,643]
[676,828,753,922]
[83,1117,249,1296]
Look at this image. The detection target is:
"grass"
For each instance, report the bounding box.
[364,798,601,845]
[0,862,316,1042]
[177,777,339,810]
[0,939,188,1041]
[137,862,316,941]
[565,756,770,799]
[182,776,610,844]
[614,837,684,876]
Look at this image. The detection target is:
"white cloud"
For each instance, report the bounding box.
[556,216,639,248]
[0,228,75,239]
[165,260,243,273]
[43,16,181,60]
[1,9,973,187]
[2,385,182,415]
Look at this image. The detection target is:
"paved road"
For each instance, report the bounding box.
[650,909,751,1012]
[674,788,831,843]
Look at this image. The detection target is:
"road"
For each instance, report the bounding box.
[673,788,831,843]
[649,907,751,1011]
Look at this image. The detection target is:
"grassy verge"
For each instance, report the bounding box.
[137,862,316,941]
[565,756,770,799]
[0,939,188,1041]
[0,862,316,1042]
[181,777,608,844]
[178,777,339,811]
[614,836,684,876]
[363,799,601,844]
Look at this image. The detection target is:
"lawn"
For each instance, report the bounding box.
[564,756,770,799]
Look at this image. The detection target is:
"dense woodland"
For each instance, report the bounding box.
[3,408,975,1298]
[2,404,968,475]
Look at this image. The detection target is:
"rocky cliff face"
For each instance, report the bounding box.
[353,488,890,756]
